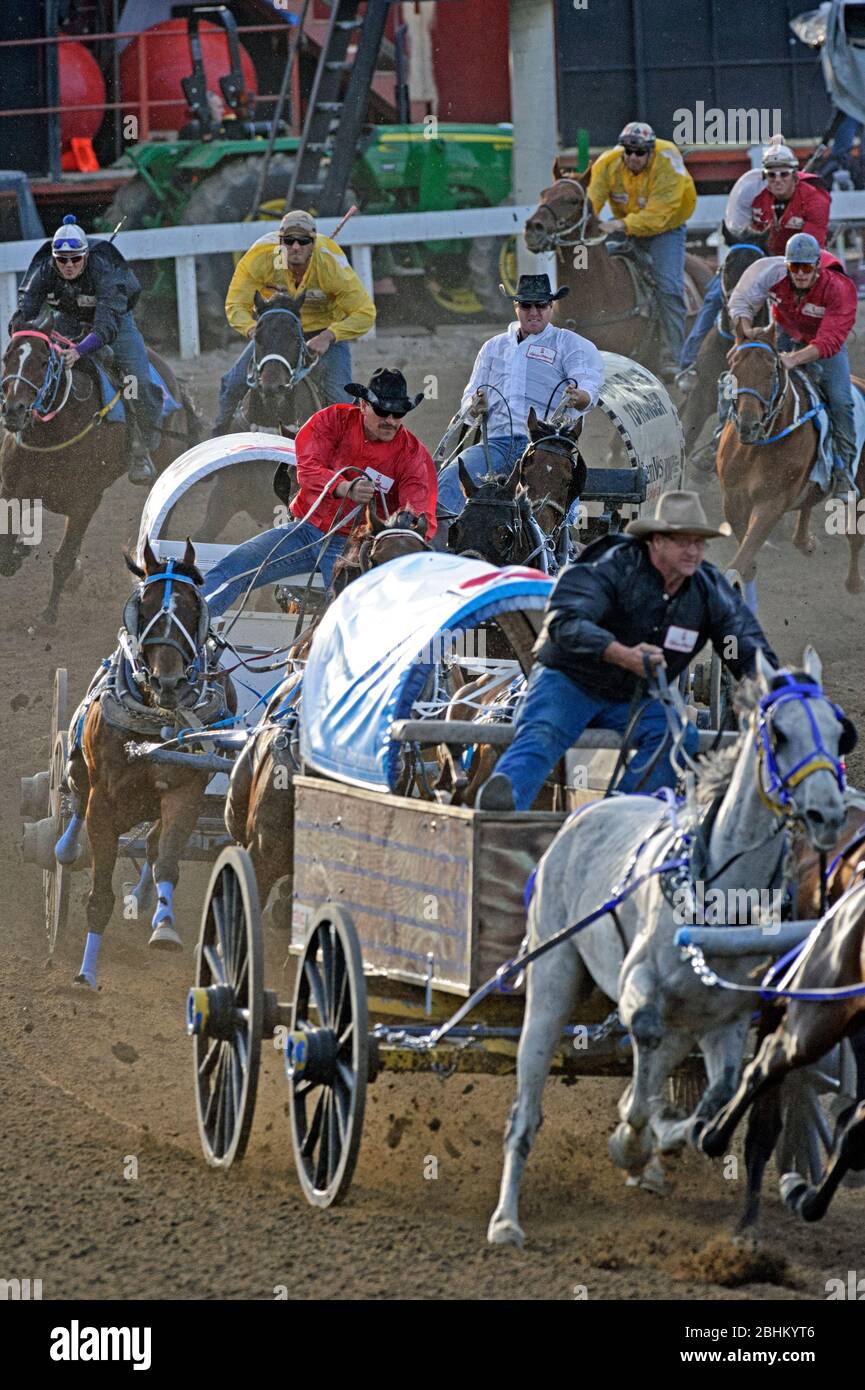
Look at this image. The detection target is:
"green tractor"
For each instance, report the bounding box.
[99,122,517,345]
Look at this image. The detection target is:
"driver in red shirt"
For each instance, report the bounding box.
[203,369,437,615]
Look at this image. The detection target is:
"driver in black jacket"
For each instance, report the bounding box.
[10,215,163,484]
[478,490,776,810]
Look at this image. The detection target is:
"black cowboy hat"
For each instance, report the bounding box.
[501,273,570,304]
[344,367,424,414]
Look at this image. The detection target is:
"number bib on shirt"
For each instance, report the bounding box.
[526,344,557,363]
[363,466,395,492]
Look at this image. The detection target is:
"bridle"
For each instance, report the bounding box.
[1,330,72,424]
[721,340,791,442]
[531,178,608,251]
[121,560,212,688]
[247,306,319,393]
[751,676,853,818]
[518,425,584,566]
[451,490,536,567]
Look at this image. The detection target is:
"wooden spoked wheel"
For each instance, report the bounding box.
[44,668,69,956]
[189,847,263,1168]
[287,905,368,1208]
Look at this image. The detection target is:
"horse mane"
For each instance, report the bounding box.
[691,667,815,804]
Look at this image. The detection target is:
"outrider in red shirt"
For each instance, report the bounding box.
[750,173,830,257]
[770,251,858,358]
[291,403,438,537]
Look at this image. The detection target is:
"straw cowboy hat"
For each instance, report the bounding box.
[625,489,732,540]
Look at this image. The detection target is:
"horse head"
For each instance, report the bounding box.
[738,646,854,850]
[720,244,765,302]
[448,462,535,567]
[519,406,587,536]
[524,161,603,253]
[724,325,783,444]
[123,537,210,710]
[249,289,309,410]
[331,507,431,598]
[1,313,64,433]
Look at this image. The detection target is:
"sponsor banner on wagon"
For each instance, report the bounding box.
[595,352,684,501]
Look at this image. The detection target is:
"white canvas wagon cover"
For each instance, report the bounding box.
[299,553,553,791]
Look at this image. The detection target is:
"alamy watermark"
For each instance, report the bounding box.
[672,104,782,147]
[0,497,41,546]
[673,879,784,930]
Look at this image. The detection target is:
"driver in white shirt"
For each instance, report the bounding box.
[436,273,604,527]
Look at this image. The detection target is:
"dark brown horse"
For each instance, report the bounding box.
[202,291,322,541]
[717,325,865,591]
[224,508,432,924]
[523,160,712,369]
[0,317,201,623]
[62,539,235,987]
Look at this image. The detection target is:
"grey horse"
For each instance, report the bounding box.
[488,648,850,1247]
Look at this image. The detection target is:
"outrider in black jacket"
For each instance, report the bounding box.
[533,534,777,703]
[13,239,140,347]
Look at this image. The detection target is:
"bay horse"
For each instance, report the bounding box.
[681,243,766,468]
[224,508,432,924]
[699,871,865,1230]
[717,325,865,593]
[203,290,322,541]
[0,315,201,624]
[61,538,236,988]
[523,160,713,371]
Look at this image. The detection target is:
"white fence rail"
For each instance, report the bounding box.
[3,191,865,359]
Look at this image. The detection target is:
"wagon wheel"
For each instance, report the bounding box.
[44,668,69,956]
[188,846,263,1168]
[287,904,368,1208]
[775,1040,862,1190]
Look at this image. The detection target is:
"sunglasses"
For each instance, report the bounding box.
[54,254,85,265]
[765,170,794,178]
[370,403,407,420]
[280,235,314,246]
[788,262,816,272]
[518,300,552,310]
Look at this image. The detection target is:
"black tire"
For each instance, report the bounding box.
[179,153,296,349]
[189,846,263,1168]
[102,178,163,338]
[287,904,368,1208]
[467,199,518,317]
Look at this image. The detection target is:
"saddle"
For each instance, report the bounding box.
[603,238,703,323]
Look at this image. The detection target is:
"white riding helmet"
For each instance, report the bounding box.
[761,136,798,172]
[619,121,655,152]
[51,214,89,258]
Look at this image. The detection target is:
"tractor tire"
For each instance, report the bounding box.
[467,199,519,317]
[102,177,164,338]
[179,153,297,349]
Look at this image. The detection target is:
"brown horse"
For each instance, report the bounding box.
[224,508,432,924]
[0,317,201,623]
[717,325,865,591]
[63,539,236,988]
[523,160,712,368]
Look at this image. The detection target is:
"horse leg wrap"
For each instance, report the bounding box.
[128,860,155,915]
[55,813,84,866]
[149,881,182,952]
[74,931,102,989]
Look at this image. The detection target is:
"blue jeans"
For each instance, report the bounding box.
[639,223,688,362]
[777,330,857,477]
[436,433,530,518]
[832,113,863,162]
[202,520,346,616]
[493,664,699,810]
[679,273,723,370]
[216,337,353,427]
[59,310,163,437]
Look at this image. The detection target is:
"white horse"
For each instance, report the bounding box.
[488,649,852,1247]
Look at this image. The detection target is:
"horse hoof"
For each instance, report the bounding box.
[779,1171,809,1214]
[487,1214,525,1249]
[637,1156,667,1195]
[73,971,97,990]
[148,923,183,952]
[697,1122,726,1159]
[608,1121,652,1172]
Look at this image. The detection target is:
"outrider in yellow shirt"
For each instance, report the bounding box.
[225,229,376,341]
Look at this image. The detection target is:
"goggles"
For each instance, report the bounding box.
[787,261,817,272]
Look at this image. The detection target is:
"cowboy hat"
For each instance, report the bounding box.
[345,367,424,413]
[625,490,732,540]
[501,273,570,304]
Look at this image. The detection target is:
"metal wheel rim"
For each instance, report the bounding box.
[499,238,517,297]
[776,1042,858,1188]
[289,905,368,1208]
[192,846,263,1168]
[44,733,70,957]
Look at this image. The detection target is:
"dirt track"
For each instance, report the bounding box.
[1,324,864,1301]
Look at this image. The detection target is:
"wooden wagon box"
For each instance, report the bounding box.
[290,776,566,997]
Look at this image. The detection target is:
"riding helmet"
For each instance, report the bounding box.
[51,214,89,258]
[784,232,821,264]
[618,121,655,152]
